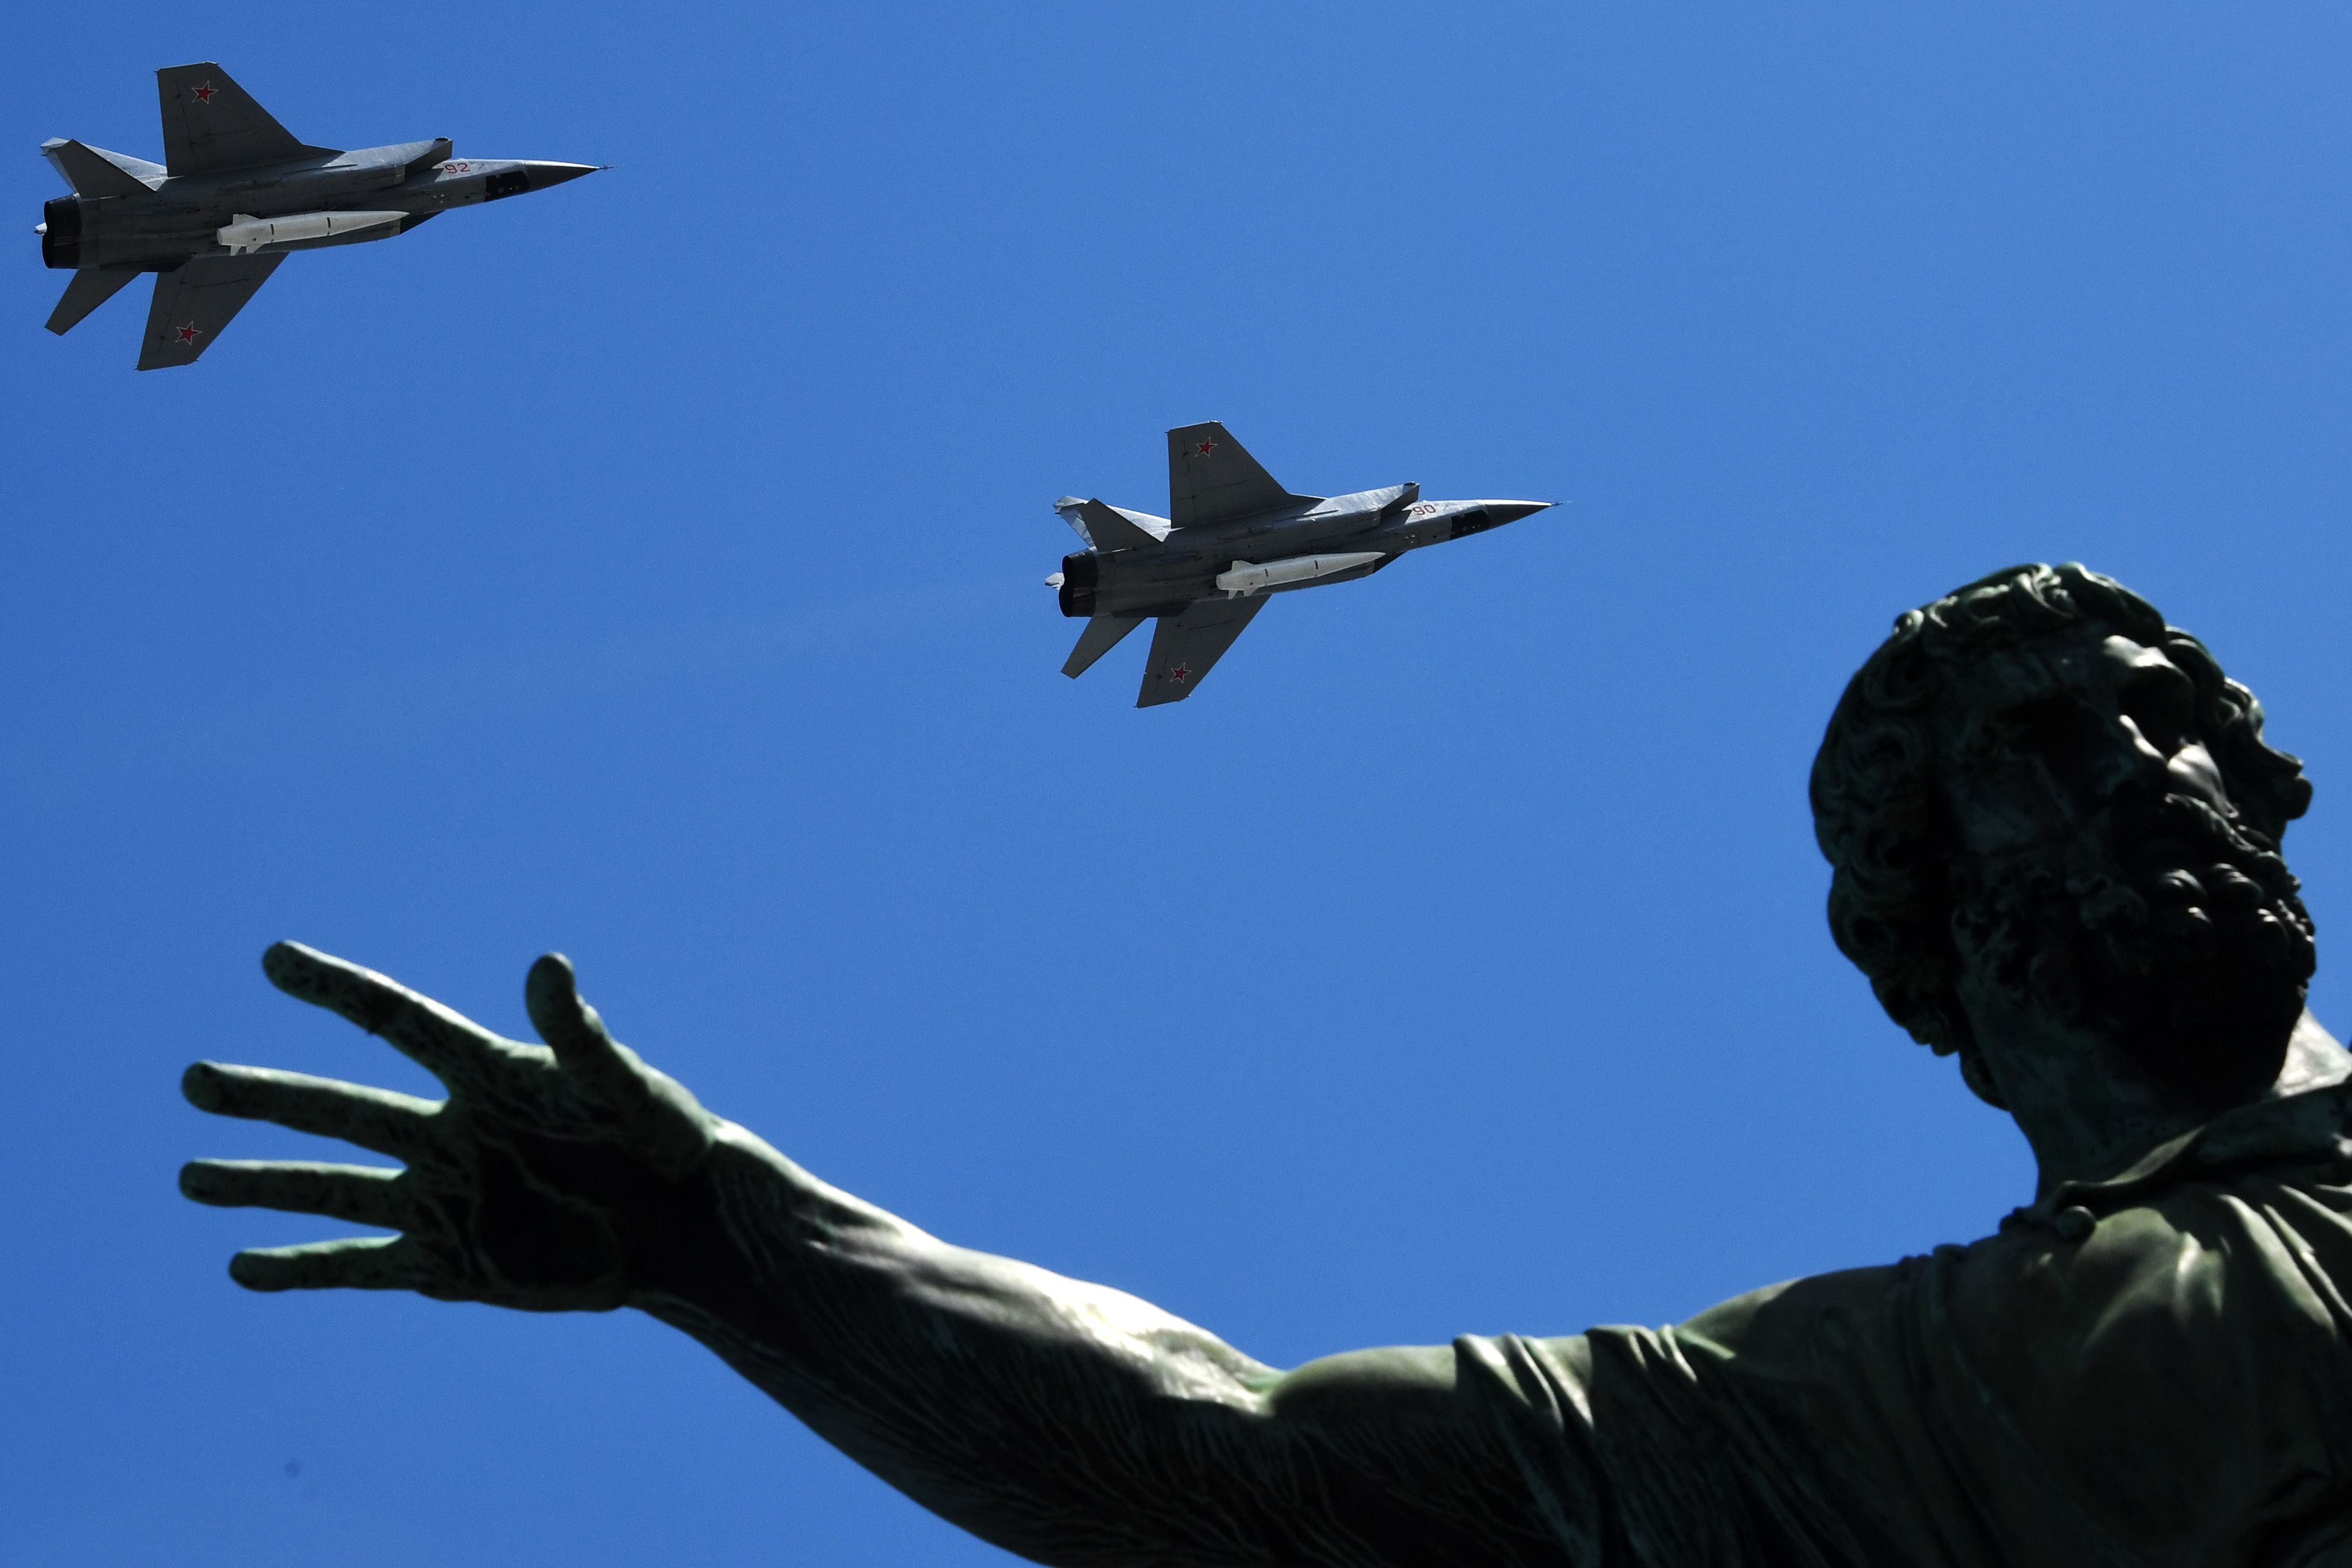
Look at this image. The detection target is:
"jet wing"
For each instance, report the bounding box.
[1166,422,1315,531]
[1137,596,1267,707]
[137,256,284,370]
[156,63,332,177]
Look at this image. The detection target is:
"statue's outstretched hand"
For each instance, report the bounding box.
[182,942,719,1311]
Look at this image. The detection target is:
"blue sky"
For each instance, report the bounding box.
[6,6,2350,1564]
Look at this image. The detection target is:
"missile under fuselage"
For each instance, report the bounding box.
[1215,552,1387,597]
[217,209,405,255]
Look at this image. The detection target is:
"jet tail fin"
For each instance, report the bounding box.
[1073,499,1161,552]
[46,266,141,335]
[40,138,154,197]
[1055,496,1169,551]
[1063,615,1142,678]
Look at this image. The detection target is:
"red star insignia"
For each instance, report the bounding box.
[174,321,203,344]
[1168,663,1191,685]
[192,81,217,104]
[1195,440,1216,458]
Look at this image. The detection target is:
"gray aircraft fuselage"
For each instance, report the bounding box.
[1056,486,1549,620]
[39,142,593,272]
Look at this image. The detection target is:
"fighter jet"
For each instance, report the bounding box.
[36,63,598,369]
[1049,423,1551,706]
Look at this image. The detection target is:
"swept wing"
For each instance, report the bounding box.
[156,63,332,177]
[1166,422,1315,530]
[138,256,284,370]
[1137,597,1268,707]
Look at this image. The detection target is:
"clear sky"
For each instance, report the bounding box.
[6,6,2350,1564]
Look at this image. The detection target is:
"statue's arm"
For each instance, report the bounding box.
[181,945,1580,1568]
[646,1128,1568,1566]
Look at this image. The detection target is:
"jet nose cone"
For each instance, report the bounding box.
[523,161,602,190]
[1480,501,1554,527]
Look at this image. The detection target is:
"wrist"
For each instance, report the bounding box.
[624,1122,803,1319]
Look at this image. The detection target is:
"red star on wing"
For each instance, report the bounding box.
[192,81,217,104]
[1195,440,1216,458]
[1168,663,1191,685]
[174,321,203,344]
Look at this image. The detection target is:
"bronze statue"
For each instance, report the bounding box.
[182,563,2352,1565]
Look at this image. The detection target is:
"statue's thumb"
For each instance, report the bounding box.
[526,952,713,1180]
[527,953,615,1069]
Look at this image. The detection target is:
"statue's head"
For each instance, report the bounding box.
[1812,564,2316,1113]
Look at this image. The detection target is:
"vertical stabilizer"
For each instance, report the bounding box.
[40,138,154,197]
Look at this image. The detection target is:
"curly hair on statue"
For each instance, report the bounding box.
[1809,562,2312,1056]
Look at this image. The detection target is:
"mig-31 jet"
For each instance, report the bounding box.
[1049,422,1552,706]
[36,63,598,369]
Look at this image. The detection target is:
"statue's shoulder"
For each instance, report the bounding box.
[1614,1155,2352,1564]
[1671,1259,1914,1365]
[1934,1161,2352,1558]
[1951,1084,2352,1353]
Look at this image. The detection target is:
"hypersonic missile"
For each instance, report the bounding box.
[1050,422,1553,705]
[216,209,404,255]
[1214,552,1387,598]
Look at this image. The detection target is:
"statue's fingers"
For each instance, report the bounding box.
[227,1235,428,1293]
[526,953,713,1179]
[181,1159,416,1231]
[263,941,519,1085]
[182,1061,439,1161]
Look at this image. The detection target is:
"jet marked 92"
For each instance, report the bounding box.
[1046,423,1552,707]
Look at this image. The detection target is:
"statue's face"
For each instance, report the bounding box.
[1937,631,2228,863]
[1930,627,2313,1109]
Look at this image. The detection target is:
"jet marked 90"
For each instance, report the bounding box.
[36,63,599,369]
[1048,423,1552,706]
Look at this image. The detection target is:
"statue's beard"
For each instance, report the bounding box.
[1950,792,2317,1111]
